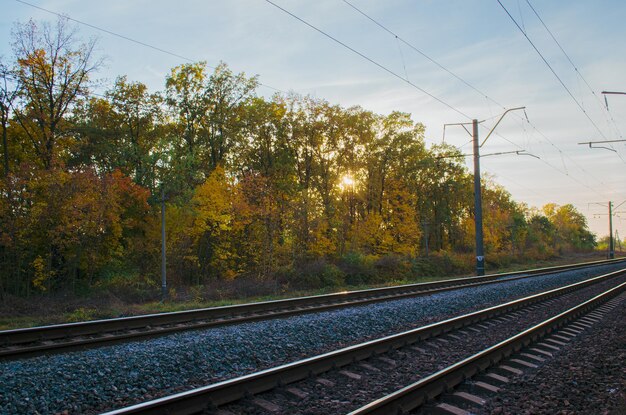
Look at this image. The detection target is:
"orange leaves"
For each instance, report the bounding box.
[0,165,152,291]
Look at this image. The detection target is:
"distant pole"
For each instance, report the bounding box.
[609,201,614,259]
[444,107,525,276]
[161,186,167,301]
[422,221,429,257]
[472,119,485,276]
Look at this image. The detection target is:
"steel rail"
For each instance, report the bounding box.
[99,266,626,415]
[1,258,623,358]
[348,281,626,415]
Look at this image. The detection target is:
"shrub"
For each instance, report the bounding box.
[94,273,158,303]
[287,259,345,290]
[411,251,472,278]
[373,254,410,281]
[339,252,377,286]
[65,307,98,322]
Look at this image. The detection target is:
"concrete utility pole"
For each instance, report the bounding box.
[472,119,485,275]
[609,201,614,259]
[445,107,526,276]
[591,200,626,259]
[161,186,167,301]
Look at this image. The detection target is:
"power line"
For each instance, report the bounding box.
[496,0,610,142]
[524,0,625,143]
[499,0,626,167]
[341,0,490,102]
[15,0,196,65]
[13,0,284,93]
[340,0,611,190]
[3,72,166,113]
[263,0,472,120]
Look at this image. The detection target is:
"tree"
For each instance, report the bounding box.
[543,203,596,251]
[203,62,258,170]
[165,62,206,157]
[71,76,164,193]
[166,62,259,185]
[0,58,20,176]
[11,17,100,169]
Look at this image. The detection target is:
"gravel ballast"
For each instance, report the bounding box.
[475,292,626,415]
[0,263,624,414]
[218,275,626,415]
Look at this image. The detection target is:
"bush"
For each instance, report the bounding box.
[286,259,345,290]
[65,307,98,322]
[339,252,378,286]
[373,254,410,281]
[411,251,472,278]
[94,273,159,303]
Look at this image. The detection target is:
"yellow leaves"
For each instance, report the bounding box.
[192,166,233,235]
[31,256,53,292]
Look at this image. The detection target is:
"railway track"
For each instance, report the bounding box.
[99,265,626,415]
[2,258,622,359]
[353,283,626,415]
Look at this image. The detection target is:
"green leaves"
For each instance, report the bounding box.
[0,23,599,295]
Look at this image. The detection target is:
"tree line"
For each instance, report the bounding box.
[0,18,596,299]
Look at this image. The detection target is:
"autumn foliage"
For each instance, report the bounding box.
[0,18,597,299]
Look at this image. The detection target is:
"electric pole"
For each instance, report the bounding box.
[472,119,485,275]
[161,186,167,301]
[609,201,614,259]
[590,200,626,260]
[444,107,526,276]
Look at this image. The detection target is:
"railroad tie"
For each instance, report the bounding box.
[472,381,501,395]
[315,378,335,387]
[536,342,561,351]
[481,372,510,385]
[544,338,568,347]
[377,356,397,366]
[253,398,281,413]
[495,365,524,376]
[284,387,309,400]
[447,391,486,407]
[559,328,582,336]
[433,402,472,415]
[509,358,538,369]
[409,345,428,353]
[358,363,381,372]
[528,347,553,357]
[551,334,573,342]
[339,370,362,381]
[520,352,545,362]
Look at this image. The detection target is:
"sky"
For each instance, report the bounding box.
[1,0,625,240]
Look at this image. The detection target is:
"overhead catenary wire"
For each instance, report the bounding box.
[524,0,625,143]
[11,0,619,203]
[2,72,167,114]
[496,0,612,144]
[13,0,285,94]
[263,0,472,120]
[340,0,611,191]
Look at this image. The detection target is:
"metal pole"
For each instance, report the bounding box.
[161,186,167,301]
[2,125,8,177]
[609,201,614,259]
[422,221,429,257]
[472,119,485,276]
